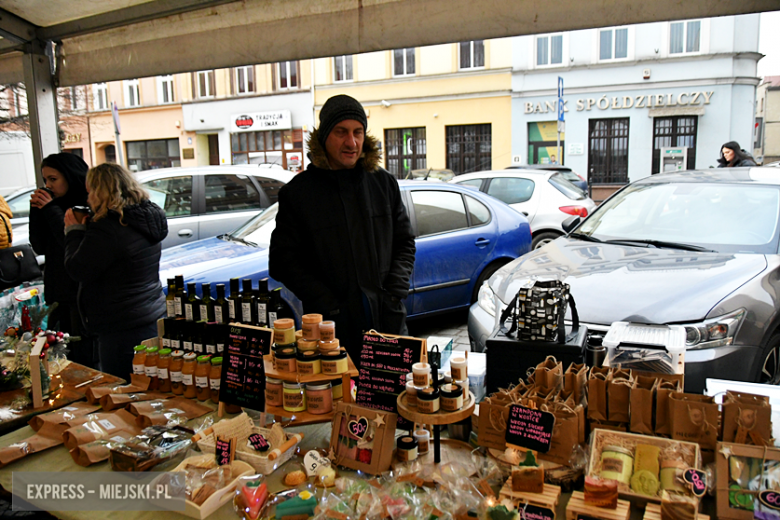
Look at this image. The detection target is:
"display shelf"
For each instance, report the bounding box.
[263,353,359,383]
[499,478,561,511]
[643,503,708,520]
[566,491,631,520]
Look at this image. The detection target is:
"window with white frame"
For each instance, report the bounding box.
[124,79,140,108]
[599,28,629,61]
[235,66,255,94]
[157,75,174,104]
[277,62,298,89]
[536,35,563,67]
[459,41,485,69]
[68,86,83,110]
[670,20,701,54]
[393,49,415,76]
[334,56,353,82]
[197,70,215,98]
[93,83,108,111]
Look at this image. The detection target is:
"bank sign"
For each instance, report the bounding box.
[524,91,714,114]
[231,110,292,132]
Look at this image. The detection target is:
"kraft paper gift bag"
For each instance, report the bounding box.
[721,390,772,445]
[564,362,588,406]
[587,366,610,421]
[654,379,682,435]
[533,356,563,394]
[607,368,633,423]
[669,391,720,450]
[629,375,658,435]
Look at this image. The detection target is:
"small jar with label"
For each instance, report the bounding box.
[413,429,430,455]
[182,352,198,398]
[144,347,159,391]
[283,382,306,412]
[321,350,348,375]
[396,436,418,462]
[266,377,284,407]
[306,382,333,415]
[195,355,212,401]
[301,314,323,340]
[440,383,463,411]
[412,362,431,387]
[319,321,336,342]
[209,357,222,402]
[156,348,172,393]
[132,346,146,376]
[273,318,296,346]
[599,446,634,485]
[405,381,419,406]
[660,460,687,492]
[297,351,321,375]
[318,338,340,354]
[450,357,468,381]
[455,379,470,400]
[297,338,318,354]
[416,387,440,414]
[331,378,343,400]
[274,347,297,373]
[169,350,184,395]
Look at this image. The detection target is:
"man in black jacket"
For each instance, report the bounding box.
[269,94,416,360]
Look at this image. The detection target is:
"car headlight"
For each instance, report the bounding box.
[477,281,496,317]
[682,309,746,350]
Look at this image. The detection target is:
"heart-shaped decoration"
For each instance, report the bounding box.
[303,450,331,476]
[682,468,707,498]
[347,417,369,439]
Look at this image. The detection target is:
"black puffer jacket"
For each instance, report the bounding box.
[269,129,416,337]
[64,200,168,333]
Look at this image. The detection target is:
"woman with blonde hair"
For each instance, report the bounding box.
[64,163,168,377]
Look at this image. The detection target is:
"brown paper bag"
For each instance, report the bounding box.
[607,368,632,423]
[721,391,772,445]
[69,430,136,467]
[655,379,683,435]
[28,402,101,431]
[131,397,211,427]
[477,394,514,450]
[0,422,68,468]
[564,363,588,406]
[85,374,151,404]
[587,366,610,421]
[538,401,581,466]
[560,390,586,444]
[100,392,172,412]
[669,392,719,450]
[533,356,563,394]
[62,409,141,450]
[629,376,657,435]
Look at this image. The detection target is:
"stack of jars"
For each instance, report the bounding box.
[405,358,469,414]
[132,345,223,403]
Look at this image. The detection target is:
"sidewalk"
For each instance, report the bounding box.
[406,310,470,352]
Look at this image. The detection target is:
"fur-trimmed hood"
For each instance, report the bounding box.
[307,128,382,172]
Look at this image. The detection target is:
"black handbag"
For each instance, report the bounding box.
[0,215,42,292]
[499,279,579,344]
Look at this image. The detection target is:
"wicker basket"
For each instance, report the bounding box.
[195,413,302,474]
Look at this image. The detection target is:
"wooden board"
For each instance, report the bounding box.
[643,503,708,520]
[499,479,561,510]
[396,390,475,425]
[566,491,631,520]
[263,354,359,382]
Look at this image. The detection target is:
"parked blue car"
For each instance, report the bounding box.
[159,181,531,325]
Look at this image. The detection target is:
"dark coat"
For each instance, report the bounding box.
[64,200,168,333]
[29,154,89,304]
[717,141,758,167]
[269,129,416,352]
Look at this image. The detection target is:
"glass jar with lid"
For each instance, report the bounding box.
[195,355,212,401]
[169,350,185,395]
[144,347,159,391]
[182,352,198,398]
[209,357,222,402]
[156,348,172,392]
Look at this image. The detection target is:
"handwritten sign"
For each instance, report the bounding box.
[215,435,235,466]
[505,404,554,453]
[348,417,369,439]
[248,433,268,452]
[520,504,554,520]
[303,450,331,477]
[760,491,780,511]
[355,333,424,429]
[682,468,707,498]
[218,323,271,409]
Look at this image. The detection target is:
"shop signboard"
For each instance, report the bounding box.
[231,110,292,132]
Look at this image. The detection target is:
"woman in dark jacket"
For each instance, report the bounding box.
[29,153,96,367]
[717,141,757,167]
[63,163,168,377]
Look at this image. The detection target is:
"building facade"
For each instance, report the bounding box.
[754,76,780,164]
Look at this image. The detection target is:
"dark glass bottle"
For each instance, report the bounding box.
[193,321,205,354]
[203,323,217,355]
[267,288,290,327]
[182,320,194,352]
[161,317,172,349]
[256,278,271,327]
[168,319,181,351]
[228,278,241,321]
[214,284,229,324]
[174,275,185,317]
[240,279,256,324]
[165,278,176,318]
[199,283,215,322]
[184,282,201,322]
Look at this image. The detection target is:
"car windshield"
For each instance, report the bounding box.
[549,173,586,200]
[578,182,780,254]
[228,204,278,247]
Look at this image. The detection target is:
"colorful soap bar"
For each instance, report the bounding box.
[276,491,318,519]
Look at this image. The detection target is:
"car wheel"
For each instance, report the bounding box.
[531,231,560,250]
[759,334,780,385]
[471,260,509,303]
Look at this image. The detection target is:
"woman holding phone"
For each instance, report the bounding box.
[29,153,96,368]
[63,163,168,377]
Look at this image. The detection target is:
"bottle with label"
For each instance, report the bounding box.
[256,278,271,327]
[132,346,147,376]
[195,355,212,401]
[228,278,240,321]
[181,321,193,352]
[203,324,217,354]
[214,284,228,324]
[182,352,198,398]
[170,350,185,395]
[165,278,177,318]
[267,288,281,326]
[157,348,172,392]
[200,283,215,322]
[241,278,257,324]
[193,321,205,354]
[184,282,201,322]
[174,275,185,317]
[144,346,160,391]
[168,319,181,351]
[161,318,172,350]
[209,357,222,402]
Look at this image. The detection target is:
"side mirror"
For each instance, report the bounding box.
[562,216,581,234]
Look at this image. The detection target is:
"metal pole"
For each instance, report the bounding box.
[22,41,60,187]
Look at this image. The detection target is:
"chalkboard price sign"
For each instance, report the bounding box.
[248,433,269,452]
[218,323,272,410]
[355,332,424,429]
[520,504,554,520]
[215,435,235,466]
[505,404,555,453]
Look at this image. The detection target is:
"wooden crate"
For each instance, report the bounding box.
[643,503,709,520]
[499,478,561,510]
[566,491,630,520]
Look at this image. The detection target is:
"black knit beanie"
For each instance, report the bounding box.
[317,94,368,148]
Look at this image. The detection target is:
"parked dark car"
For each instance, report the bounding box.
[160,181,532,325]
[469,168,780,392]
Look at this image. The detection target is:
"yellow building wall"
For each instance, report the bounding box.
[420,44,452,75]
[313,57,331,86]
[356,51,387,82]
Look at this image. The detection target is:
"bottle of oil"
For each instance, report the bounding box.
[184,282,201,322]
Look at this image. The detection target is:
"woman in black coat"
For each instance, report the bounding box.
[29,153,96,367]
[717,141,757,167]
[63,163,168,378]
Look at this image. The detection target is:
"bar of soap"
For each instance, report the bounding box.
[276,491,317,518]
[511,466,544,493]
[584,475,618,509]
[631,469,660,496]
[660,490,698,520]
[634,444,661,476]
